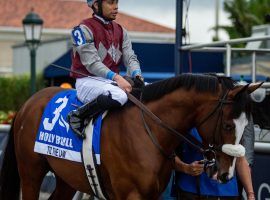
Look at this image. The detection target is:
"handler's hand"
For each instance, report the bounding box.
[114,74,132,93]
[186,161,204,176]
[247,192,255,200]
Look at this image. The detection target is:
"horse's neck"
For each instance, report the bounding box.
[101,92,200,192]
[102,89,201,163]
[143,89,199,155]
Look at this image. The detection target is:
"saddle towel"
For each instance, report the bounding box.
[34,90,103,164]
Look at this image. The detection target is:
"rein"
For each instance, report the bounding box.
[51,63,234,161]
[126,88,234,160]
[127,92,204,158]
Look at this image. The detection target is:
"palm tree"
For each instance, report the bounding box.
[220,0,270,39]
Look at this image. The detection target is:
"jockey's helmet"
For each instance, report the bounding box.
[87,0,98,8]
[87,0,119,8]
[87,0,103,15]
[87,0,117,20]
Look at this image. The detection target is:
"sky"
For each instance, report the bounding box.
[118,0,231,43]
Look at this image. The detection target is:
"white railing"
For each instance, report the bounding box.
[0,124,11,133]
[181,36,270,147]
[180,35,270,83]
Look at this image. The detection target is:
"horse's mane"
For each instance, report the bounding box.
[140,73,251,119]
[142,73,230,101]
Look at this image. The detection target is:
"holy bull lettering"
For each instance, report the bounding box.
[47,146,67,158]
[39,131,73,148]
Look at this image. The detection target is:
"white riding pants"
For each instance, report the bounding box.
[75,77,128,105]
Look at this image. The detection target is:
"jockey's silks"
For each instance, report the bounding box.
[71,16,123,79]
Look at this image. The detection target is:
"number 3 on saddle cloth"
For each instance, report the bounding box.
[34,90,104,164]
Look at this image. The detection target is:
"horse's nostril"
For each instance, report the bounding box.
[219,172,229,183]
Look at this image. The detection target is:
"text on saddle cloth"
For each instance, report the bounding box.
[34,90,104,164]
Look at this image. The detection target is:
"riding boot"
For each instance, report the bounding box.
[68,94,121,138]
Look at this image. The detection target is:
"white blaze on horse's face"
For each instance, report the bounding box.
[226,112,248,179]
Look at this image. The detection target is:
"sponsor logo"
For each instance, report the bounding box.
[47,145,67,159]
[39,131,73,148]
[258,183,270,200]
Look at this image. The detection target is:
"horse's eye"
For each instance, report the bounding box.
[222,123,235,131]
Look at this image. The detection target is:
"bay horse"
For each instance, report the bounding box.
[0,74,261,200]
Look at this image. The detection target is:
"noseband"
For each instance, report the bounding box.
[201,145,217,171]
[127,88,234,163]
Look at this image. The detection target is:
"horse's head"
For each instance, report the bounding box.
[140,74,262,183]
[195,78,262,183]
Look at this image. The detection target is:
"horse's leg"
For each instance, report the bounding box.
[19,159,49,200]
[15,124,49,200]
[126,192,144,200]
[48,175,76,200]
[15,114,50,199]
[121,191,158,200]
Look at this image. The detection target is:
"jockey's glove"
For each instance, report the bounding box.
[134,75,145,88]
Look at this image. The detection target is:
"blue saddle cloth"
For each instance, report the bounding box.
[34,90,103,163]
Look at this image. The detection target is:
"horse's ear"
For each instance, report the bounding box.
[247,82,264,94]
[228,82,264,99]
[228,84,250,99]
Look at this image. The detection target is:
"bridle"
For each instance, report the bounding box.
[126,87,234,168]
[195,89,234,164]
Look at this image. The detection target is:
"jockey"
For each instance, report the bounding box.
[68,0,144,138]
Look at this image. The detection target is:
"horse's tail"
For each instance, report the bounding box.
[0,115,20,200]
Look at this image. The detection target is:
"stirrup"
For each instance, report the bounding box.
[74,127,86,139]
[67,112,86,139]
[71,125,86,139]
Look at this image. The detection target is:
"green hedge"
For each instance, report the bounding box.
[0,74,46,111]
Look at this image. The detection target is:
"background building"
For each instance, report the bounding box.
[0,0,175,76]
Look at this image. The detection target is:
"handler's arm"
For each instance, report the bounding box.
[236,157,255,200]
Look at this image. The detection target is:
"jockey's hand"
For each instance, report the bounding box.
[114,74,132,93]
[186,161,204,176]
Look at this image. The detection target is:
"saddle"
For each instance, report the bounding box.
[68,76,144,139]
